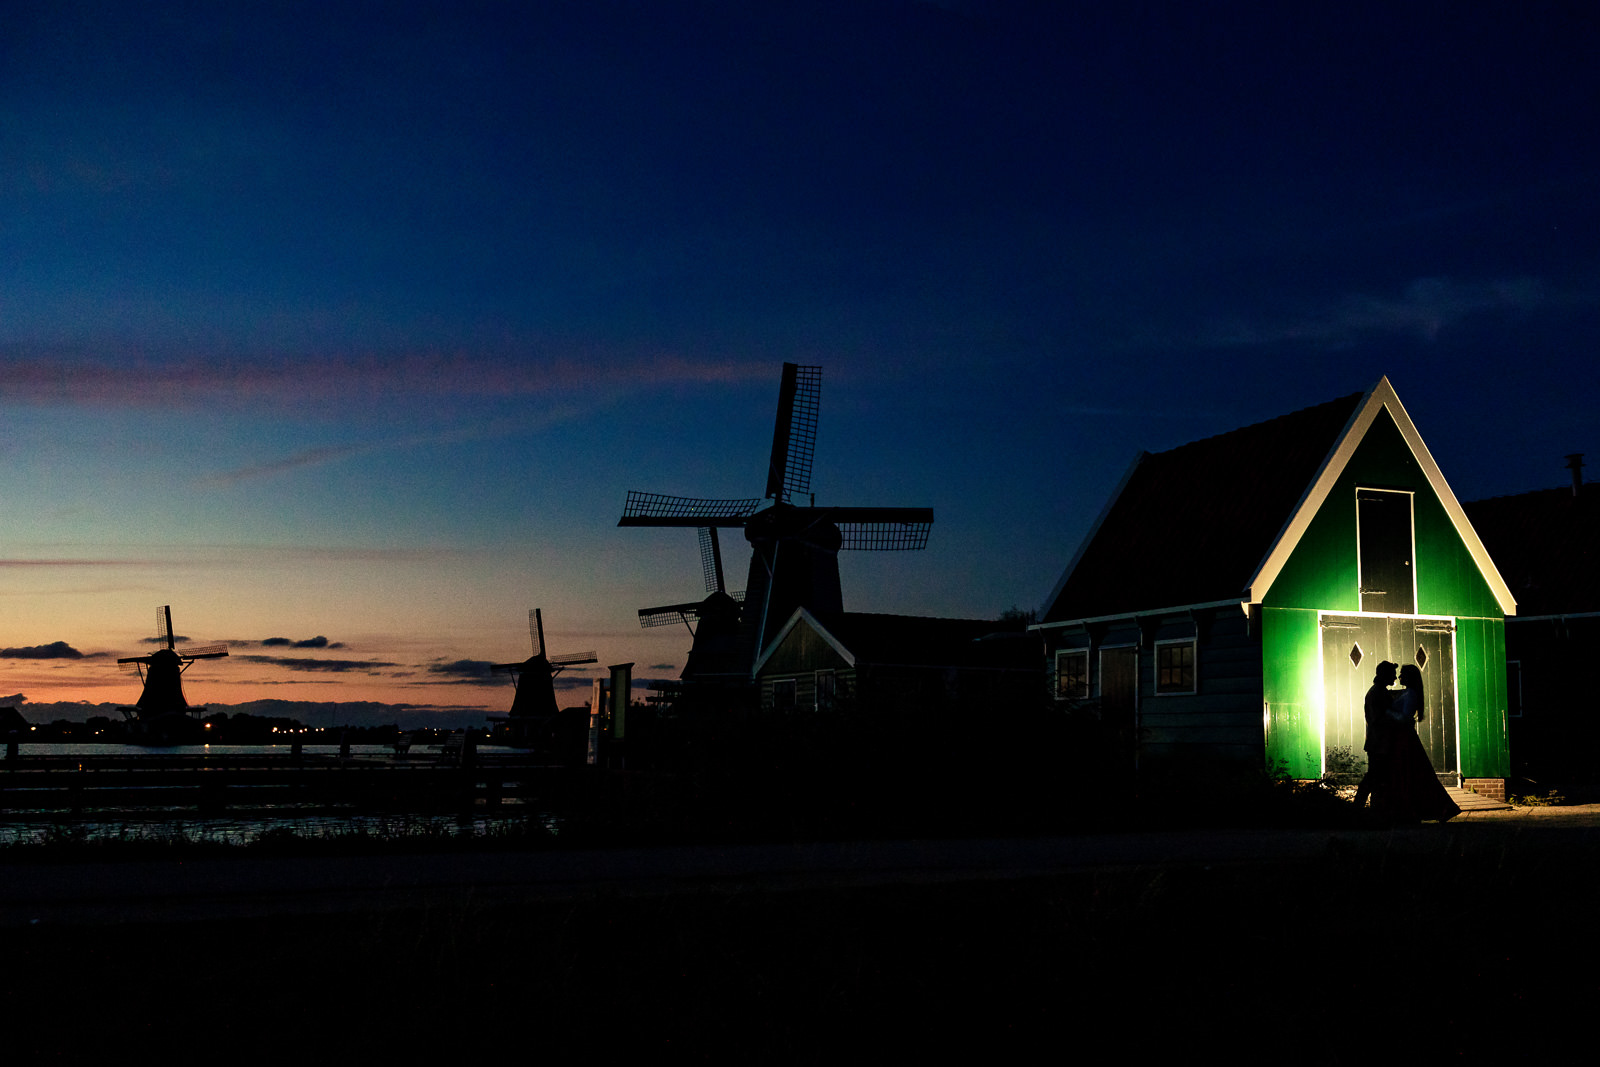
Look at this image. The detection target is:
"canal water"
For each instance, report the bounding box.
[0,743,558,848]
[9,743,406,758]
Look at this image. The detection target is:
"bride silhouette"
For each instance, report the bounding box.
[1384,663,1461,823]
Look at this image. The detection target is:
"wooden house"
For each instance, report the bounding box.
[1464,461,1599,783]
[753,607,1041,721]
[1034,377,1515,797]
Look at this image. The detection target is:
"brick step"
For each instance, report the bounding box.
[1448,785,1511,811]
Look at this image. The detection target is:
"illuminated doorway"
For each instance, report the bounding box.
[1320,614,1456,781]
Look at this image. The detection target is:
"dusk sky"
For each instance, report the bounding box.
[3,1,1596,726]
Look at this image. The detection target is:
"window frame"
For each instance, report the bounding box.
[814,669,837,710]
[1153,638,1197,696]
[1055,648,1090,700]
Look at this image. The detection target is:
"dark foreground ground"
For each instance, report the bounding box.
[5,806,1597,1064]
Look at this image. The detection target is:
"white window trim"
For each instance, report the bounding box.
[1055,648,1089,700]
[1152,637,1197,696]
[1354,486,1418,614]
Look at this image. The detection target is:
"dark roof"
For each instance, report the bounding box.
[1463,484,1600,616]
[1043,391,1365,622]
[805,612,1038,669]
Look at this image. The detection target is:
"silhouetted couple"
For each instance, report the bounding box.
[1353,660,1460,823]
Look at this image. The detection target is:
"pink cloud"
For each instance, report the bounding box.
[0,347,771,411]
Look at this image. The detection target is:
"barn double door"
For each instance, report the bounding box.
[1320,614,1457,783]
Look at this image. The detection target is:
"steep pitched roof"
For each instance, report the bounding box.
[1040,377,1516,624]
[1464,484,1600,617]
[754,608,1036,674]
[1040,391,1363,622]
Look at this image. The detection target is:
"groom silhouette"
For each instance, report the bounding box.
[1353,660,1399,813]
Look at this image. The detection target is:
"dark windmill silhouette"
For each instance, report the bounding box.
[117,605,228,741]
[620,363,933,687]
[490,609,596,747]
[635,526,751,685]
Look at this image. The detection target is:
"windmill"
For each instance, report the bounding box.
[117,605,228,738]
[489,608,597,747]
[620,362,933,684]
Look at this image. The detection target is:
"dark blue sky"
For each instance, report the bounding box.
[1,0,1596,712]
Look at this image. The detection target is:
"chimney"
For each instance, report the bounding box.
[1565,453,1585,498]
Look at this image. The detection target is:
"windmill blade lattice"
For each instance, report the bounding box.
[618,361,934,682]
[529,608,545,658]
[639,602,703,629]
[699,527,724,593]
[835,510,935,550]
[765,363,821,504]
[620,491,763,526]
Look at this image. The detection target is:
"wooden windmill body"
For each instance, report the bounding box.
[117,606,228,743]
[490,609,596,748]
[620,363,933,705]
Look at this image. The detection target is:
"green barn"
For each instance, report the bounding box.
[1035,378,1515,798]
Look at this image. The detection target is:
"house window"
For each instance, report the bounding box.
[1055,649,1089,700]
[772,678,797,712]
[1155,640,1195,695]
[814,670,836,710]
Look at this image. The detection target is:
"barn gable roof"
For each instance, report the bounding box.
[754,607,1034,674]
[1039,377,1515,625]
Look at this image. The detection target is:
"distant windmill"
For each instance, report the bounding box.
[117,605,228,737]
[637,527,748,632]
[490,609,596,746]
[620,363,933,682]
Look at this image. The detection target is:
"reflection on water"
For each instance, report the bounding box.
[0,810,558,848]
[0,743,557,848]
[9,743,455,757]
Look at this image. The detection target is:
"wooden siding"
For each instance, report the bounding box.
[1262,606,1321,778]
[1455,615,1510,777]
[761,619,853,676]
[759,614,1042,718]
[1137,609,1263,765]
[760,669,857,713]
[760,663,1038,720]
[1043,609,1265,767]
[1261,408,1508,779]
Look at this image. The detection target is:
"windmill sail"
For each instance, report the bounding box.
[619,362,934,689]
[619,492,763,526]
[765,362,821,502]
[115,606,228,737]
[489,608,597,746]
